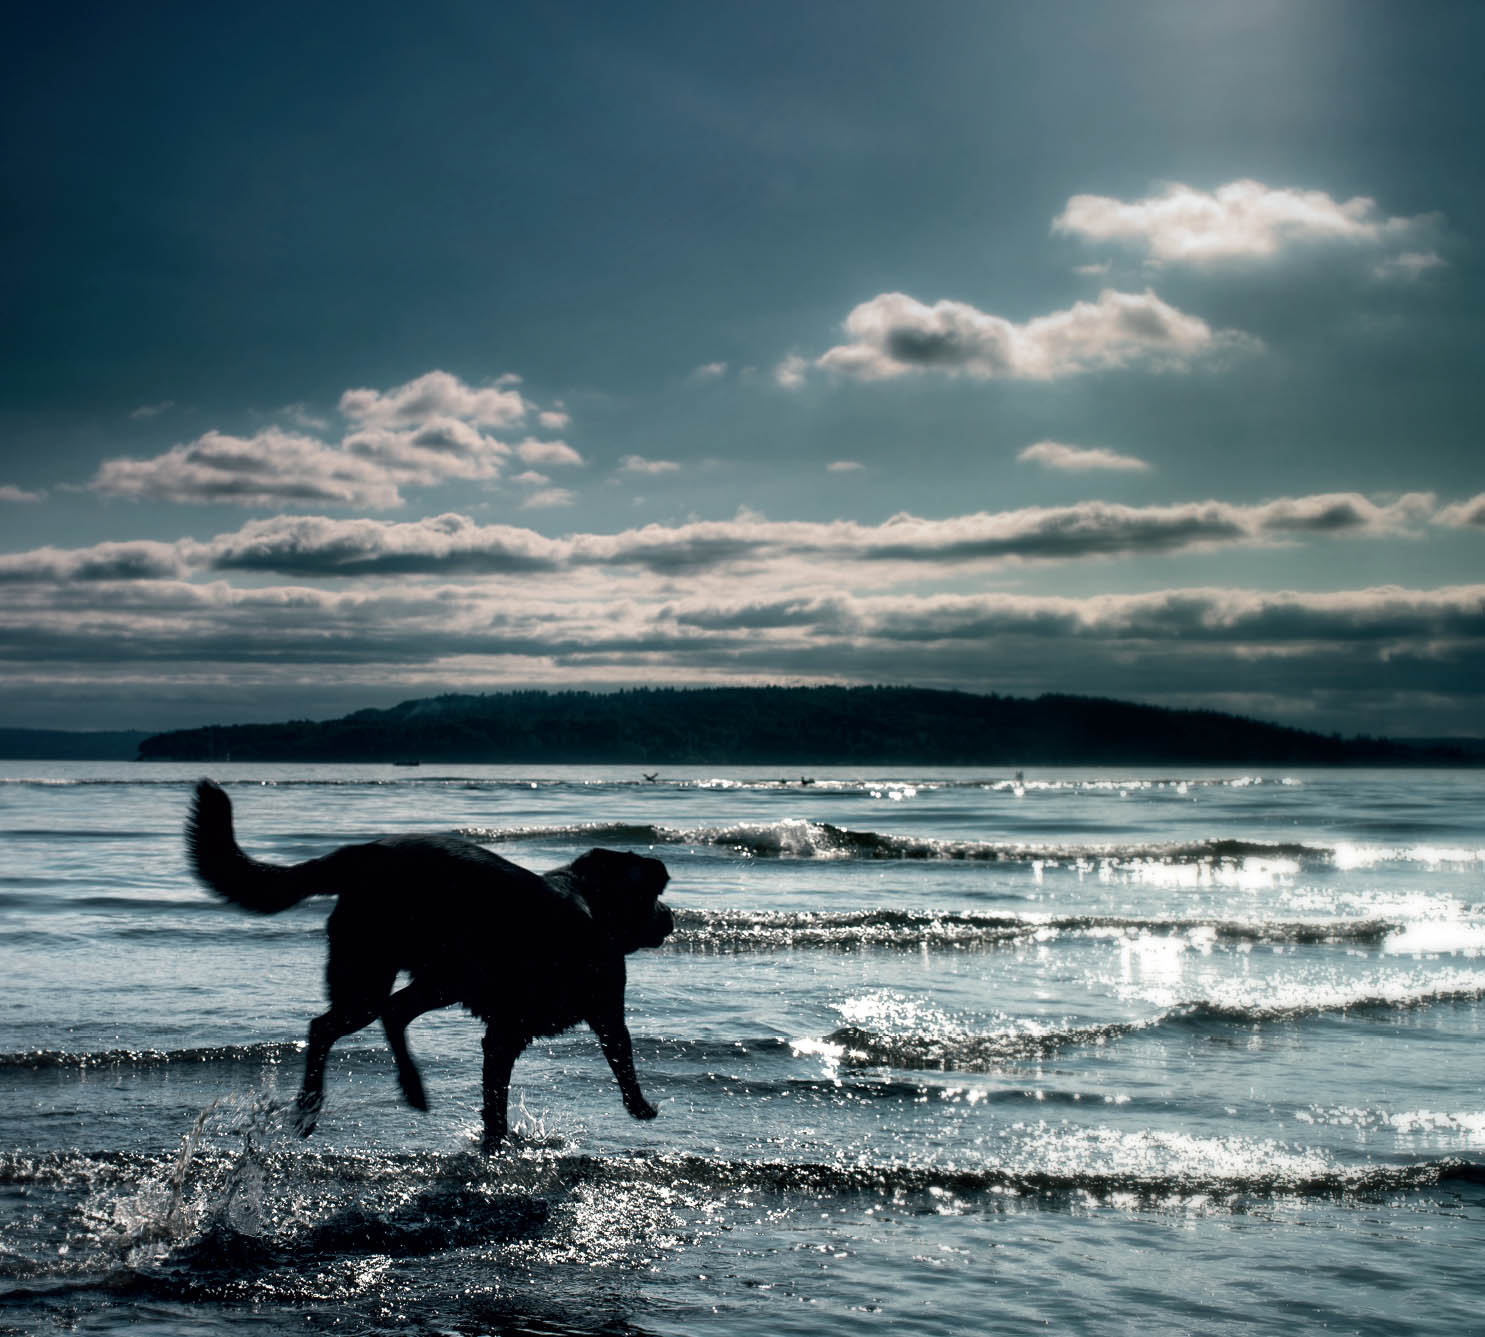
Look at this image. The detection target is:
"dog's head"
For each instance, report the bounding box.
[569,848,674,952]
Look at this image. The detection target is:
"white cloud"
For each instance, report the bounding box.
[521,488,575,510]
[91,427,407,508]
[173,490,1438,579]
[343,417,510,487]
[199,512,565,576]
[827,460,865,473]
[684,584,1485,650]
[14,491,1454,598]
[516,439,584,468]
[1053,179,1437,265]
[89,369,577,509]
[537,408,571,431]
[1,568,1480,736]
[511,470,552,487]
[0,484,43,503]
[282,402,330,431]
[814,289,1247,382]
[129,400,175,420]
[1019,441,1150,473]
[619,455,681,475]
[339,369,529,430]
[773,353,809,389]
[1435,493,1485,528]
[0,539,190,583]
[692,361,728,380]
[1373,249,1446,282]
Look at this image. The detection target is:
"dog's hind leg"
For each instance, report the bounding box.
[480,1029,526,1152]
[381,979,454,1112]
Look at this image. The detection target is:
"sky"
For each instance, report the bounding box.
[2,0,1482,736]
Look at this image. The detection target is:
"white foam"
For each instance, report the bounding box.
[1383,918,1485,957]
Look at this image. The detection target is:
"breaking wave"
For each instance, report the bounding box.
[0,1042,316,1073]
[459,820,1346,865]
[802,977,1485,1073]
[668,907,1399,952]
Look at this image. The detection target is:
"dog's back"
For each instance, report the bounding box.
[315,834,606,1032]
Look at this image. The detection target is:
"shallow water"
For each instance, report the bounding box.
[1,763,1482,1334]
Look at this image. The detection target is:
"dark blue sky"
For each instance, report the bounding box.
[3,1,1482,733]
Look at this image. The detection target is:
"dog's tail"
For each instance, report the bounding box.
[186,778,326,914]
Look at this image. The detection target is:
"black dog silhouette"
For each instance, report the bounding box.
[185,779,673,1149]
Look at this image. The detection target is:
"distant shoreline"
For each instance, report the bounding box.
[3,686,1472,766]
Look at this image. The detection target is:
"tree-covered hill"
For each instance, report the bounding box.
[132,686,1467,765]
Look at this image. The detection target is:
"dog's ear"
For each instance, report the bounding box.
[572,849,669,899]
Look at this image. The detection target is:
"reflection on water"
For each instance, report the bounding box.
[1,763,1482,1336]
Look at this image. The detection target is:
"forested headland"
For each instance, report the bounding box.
[128,686,1475,765]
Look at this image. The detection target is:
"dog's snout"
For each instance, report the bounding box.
[653,901,675,941]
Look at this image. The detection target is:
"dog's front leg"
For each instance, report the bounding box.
[589,1010,658,1122]
[480,1029,523,1152]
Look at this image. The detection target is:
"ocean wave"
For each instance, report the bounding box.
[800,979,1485,1073]
[0,773,1301,791]
[3,1143,1479,1223]
[668,907,1398,951]
[458,818,1338,865]
[570,1148,1485,1204]
[0,1041,309,1072]
[813,1020,1145,1069]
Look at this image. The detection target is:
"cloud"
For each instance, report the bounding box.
[814,289,1248,382]
[538,408,571,431]
[0,540,191,583]
[1018,441,1150,473]
[692,361,728,380]
[515,439,583,468]
[203,513,564,576]
[842,585,1485,646]
[341,417,510,487]
[10,490,1433,587]
[90,369,576,509]
[773,353,809,389]
[1053,180,1438,265]
[520,488,575,510]
[827,460,864,472]
[91,427,408,508]
[1435,494,1485,528]
[1373,250,1446,282]
[618,455,681,475]
[129,401,175,420]
[848,494,1429,563]
[1,574,1480,736]
[338,370,529,430]
[0,485,43,503]
[282,403,330,431]
[4,491,1450,621]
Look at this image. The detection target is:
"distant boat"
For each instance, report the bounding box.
[393,760,421,767]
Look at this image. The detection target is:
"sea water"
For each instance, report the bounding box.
[0,763,1481,1335]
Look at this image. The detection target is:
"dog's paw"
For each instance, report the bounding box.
[398,1071,429,1112]
[626,1098,658,1121]
[480,1130,508,1155]
[291,1091,323,1138]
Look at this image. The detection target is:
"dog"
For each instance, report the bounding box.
[184,778,673,1150]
